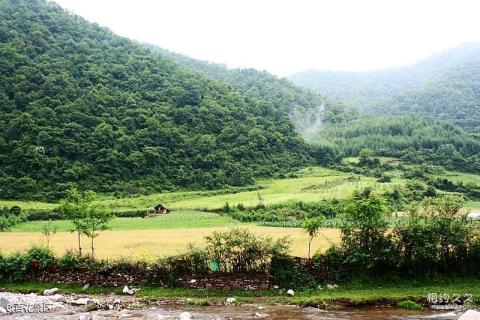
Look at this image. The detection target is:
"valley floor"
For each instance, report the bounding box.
[1,164,479,259]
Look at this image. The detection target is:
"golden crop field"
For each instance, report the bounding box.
[0,226,341,260]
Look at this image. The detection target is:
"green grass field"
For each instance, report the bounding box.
[89,167,404,212]
[9,210,236,232]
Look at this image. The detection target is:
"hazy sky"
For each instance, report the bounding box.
[53,0,480,76]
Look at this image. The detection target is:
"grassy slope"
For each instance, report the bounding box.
[79,167,402,212]
[3,165,480,213]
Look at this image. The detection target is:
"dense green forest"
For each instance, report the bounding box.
[1,0,478,202]
[0,0,319,200]
[289,43,480,133]
[148,47,324,113]
[313,115,480,173]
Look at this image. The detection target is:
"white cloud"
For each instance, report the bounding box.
[54,0,480,76]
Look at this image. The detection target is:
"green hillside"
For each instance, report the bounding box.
[312,115,480,173]
[0,0,315,200]
[150,47,324,112]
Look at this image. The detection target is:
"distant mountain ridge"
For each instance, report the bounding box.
[289,43,480,132]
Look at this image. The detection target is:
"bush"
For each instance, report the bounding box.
[25,246,55,269]
[270,256,316,288]
[57,251,93,270]
[397,300,423,310]
[205,228,291,272]
[159,244,210,275]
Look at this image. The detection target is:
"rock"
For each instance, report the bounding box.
[0,297,9,308]
[225,297,236,305]
[254,312,268,318]
[0,307,6,314]
[459,310,480,320]
[43,288,59,295]
[327,284,339,289]
[287,289,295,296]
[179,311,192,320]
[122,285,134,295]
[273,285,279,289]
[71,297,90,305]
[50,294,65,302]
[189,279,197,284]
[82,284,90,292]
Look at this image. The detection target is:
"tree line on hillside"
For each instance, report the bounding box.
[313,115,480,173]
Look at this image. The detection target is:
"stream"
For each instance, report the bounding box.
[0,292,467,319]
[3,304,463,319]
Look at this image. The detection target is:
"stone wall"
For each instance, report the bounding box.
[26,268,271,291]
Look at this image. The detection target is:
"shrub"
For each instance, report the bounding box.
[25,246,55,269]
[57,251,92,270]
[159,244,210,275]
[397,300,422,310]
[205,228,291,272]
[270,256,316,288]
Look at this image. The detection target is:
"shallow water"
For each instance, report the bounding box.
[5,305,462,319]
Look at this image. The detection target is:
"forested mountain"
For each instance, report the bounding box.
[289,43,480,132]
[148,47,324,112]
[0,0,315,200]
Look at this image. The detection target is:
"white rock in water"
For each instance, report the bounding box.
[43,288,59,295]
[71,298,90,305]
[179,311,192,320]
[287,289,295,296]
[458,310,480,320]
[225,297,236,305]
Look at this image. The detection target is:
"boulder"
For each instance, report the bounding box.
[43,288,59,295]
[459,310,480,320]
[287,289,295,296]
[225,297,236,305]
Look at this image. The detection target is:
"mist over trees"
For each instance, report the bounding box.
[290,43,480,133]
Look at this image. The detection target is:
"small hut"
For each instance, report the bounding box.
[153,203,169,214]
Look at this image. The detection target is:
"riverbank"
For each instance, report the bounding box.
[2,277,479,308]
